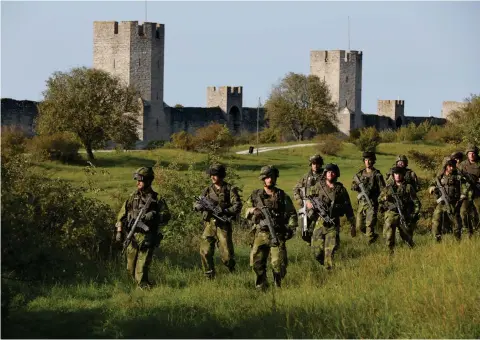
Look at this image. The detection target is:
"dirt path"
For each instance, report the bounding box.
[235,143,318,155]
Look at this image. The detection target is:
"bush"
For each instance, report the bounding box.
[347,128,361,144]
[424,124,462,144]
[171,131,195,151]
[379,129,397,143]
[1,154,114,281]
[1,126,27,161]
[233,130,255,146]
[396,121,432,143]
[144,140,166,150]
[193,123,234,154]
[354,127,381,152]
[315,134,344,156]
[26,132,82,163]
[258,127,280,144]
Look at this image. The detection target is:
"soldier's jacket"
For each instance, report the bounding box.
[458,160,480,196]
[117,187,171,237]
[429,171,471,204]
[247,187,298,232]
[293,169,324,206]
[201,182,243,221]
[351,168,385,205]
[309,181,354,220]
[386,166,419,191]
[378,182,421,217]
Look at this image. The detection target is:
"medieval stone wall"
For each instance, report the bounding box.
[441,101,466,121]
[1,99,38,136]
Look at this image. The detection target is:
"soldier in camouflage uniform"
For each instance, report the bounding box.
[245,166,297,290]
[386,155,420,191]
[116,167,171,289]
[457,144,480,236]
[450,152,464,166]
[293,154,324,243]
[306,164,356,269]
[379,167,420,253]
[428,157,469,241]
[351,152,386,244]
[194,164,242,279]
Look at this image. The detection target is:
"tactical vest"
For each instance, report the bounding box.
[126,190,158,232]
[357,169,382,197]
[252,188,287,227]
[385,183,414,214]
[437,174,462,202]
[203,183,232,210]
[316,182,348,218]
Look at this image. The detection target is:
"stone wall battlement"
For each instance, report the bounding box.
[94,21,164,40]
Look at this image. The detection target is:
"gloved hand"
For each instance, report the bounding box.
[202,210,212,221]
[115,231,123,242]
[428,187,436,195]
[213,206,222,215]
[193,202,203,212]
[143,211,155,221]
[285,228,294,240]
[253,208,264,224]
[352,183,360,192]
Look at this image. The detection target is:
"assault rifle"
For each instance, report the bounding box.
[460,170,480,192]
[194,196,232,223]
[307,195,336,225]
[353,174,374,210]
[122,195,153,255]
[388,185,415,247]
[297,187,309,237]
[257,203,280,246]
[435,177,454,216]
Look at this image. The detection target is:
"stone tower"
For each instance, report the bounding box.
[377,100,405,128]
[310,50,363,135]
[441,101,466,121]
[93,21,167,142]
[206,86,243,134]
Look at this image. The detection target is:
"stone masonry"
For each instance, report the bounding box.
[441,101,466,121]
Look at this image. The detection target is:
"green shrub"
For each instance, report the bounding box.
[193,123,234,154]
[315,134,344,156]
[171,131,195,151]
[379,129,397,143]
[347,128,361,144]
[354,127,381,152]
[144,140,166,150]
[1,126,28,161]
[233,131,255,146]
[424,124,462,144]
[258,127,280,144]
[26,132,82,163]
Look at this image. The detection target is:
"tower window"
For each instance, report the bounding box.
[138,59,140,66]
[156,30,160,39]
[113,59,115,69]
[346,76,348,83]
[157,60,160,69]
[156,92,158,100]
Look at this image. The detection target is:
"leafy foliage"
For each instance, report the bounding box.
[193,123,234,154]
[354,127,381,152]
[36,67,141,160]
[26,132,82,163]
[315,134,344,156]
[265,72,338,141]
[448,94,480,145]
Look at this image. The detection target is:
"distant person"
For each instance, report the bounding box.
[193,164,242,279]
[115,167,171,289]
[351,152,386,244]
[457,144,480,236]
[385,155,420,191]
[245,166,297,290]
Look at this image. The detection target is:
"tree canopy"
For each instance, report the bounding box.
[264,72,338,141]
[449,94,480,145]
[36,67,141,160]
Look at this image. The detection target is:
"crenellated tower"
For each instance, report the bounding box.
[377,99,405,128]
[206,86,243,134]
[93,21,167,142]
[310,50,363,135]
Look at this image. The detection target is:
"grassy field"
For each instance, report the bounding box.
[3,142,480,338]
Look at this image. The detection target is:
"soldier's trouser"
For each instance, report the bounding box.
[311,221,338,269]
[199,221,235,277]
[126,237,154,284]
[356,201,378,243]
[431,204,461,240]
[383,211,414,251]
[250,230,287,287]
[460,196,480,235]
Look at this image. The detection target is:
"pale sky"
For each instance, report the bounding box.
[1,1,479,117]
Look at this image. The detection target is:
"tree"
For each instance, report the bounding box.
[36,67,141,160]
[449,94,480,145]
[264,72,338,141]
[174,104,184,108]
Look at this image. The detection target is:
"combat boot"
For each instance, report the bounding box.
[369,233,379,245]
[204,270,215,280]
[255,273,268,291]
[273,272,282,288]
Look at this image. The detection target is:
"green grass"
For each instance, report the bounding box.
[3,142,480,338]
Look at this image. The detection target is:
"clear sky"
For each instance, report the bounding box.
[1,1,479,117]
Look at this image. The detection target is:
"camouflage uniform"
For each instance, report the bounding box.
[379,167,420,253]
[195,165,242,278]
[116,167,171,288]
[351,152,386,244]
[293,154,324,243]
[246,166,297,289]
[385,155,420,191]
[457,145,480,236]
[428,158,469,241]
[309,164,356,269]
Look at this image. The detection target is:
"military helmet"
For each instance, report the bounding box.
[259,165,279,180]
[465,144,479,155]
[395,155,409,167]
[324,163,340,178]
[450,152,464,162]
[207,164,226,178]
[362,151,377,161]
[391,166,406,175]
[309,154,324,166]
[133,167,154,181]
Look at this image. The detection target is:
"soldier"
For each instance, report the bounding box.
[193,164,242,279]
[115,167,171,289]
[306,163,356,270]
[379,167,420,253]
[293,154,324,243]
[351,152,386,244]
[457,144,480,236]
[450,151,464,166]
[245,165,297,290]
[428,157,469,241]
[386,155,420,191]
